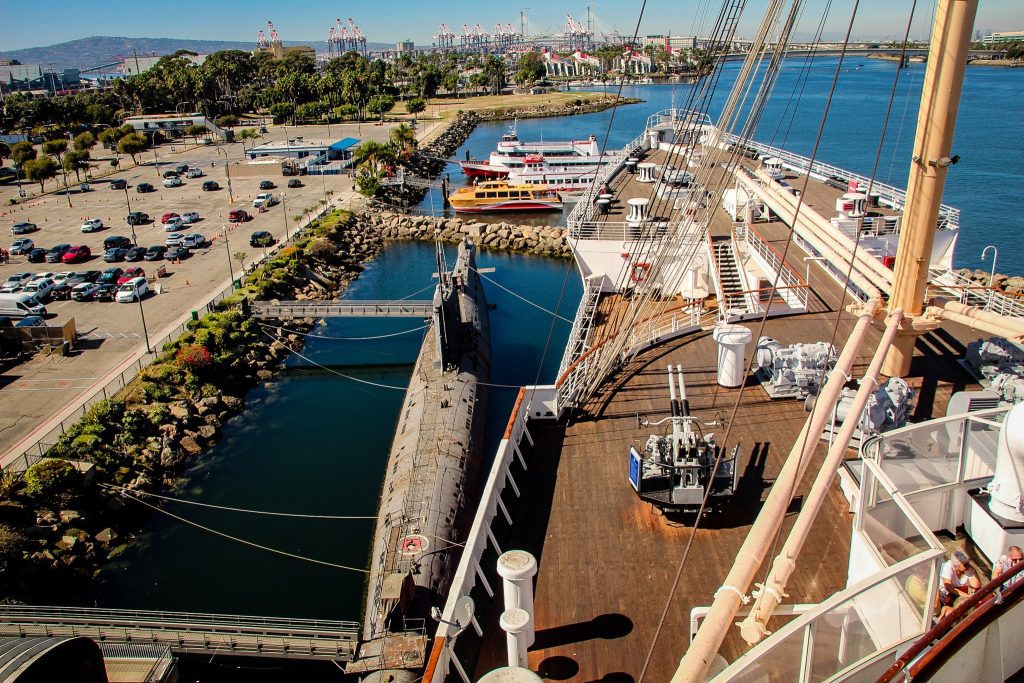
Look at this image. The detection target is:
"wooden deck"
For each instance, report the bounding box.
[472,212,984,680]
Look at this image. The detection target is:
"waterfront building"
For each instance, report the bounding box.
[983,30,1024,45]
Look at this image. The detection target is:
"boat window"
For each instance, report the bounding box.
[497,191,509,198]
[508,191,520,198]
[486,191,497,198]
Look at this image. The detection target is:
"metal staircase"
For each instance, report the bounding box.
[713,238,751,314]
[557,275,603,381]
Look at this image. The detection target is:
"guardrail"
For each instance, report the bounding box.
[927,268,1024,320]
[734,224,810,310]
[98,642,175,683]
[566,129,647,234]
[0,605,360,661]
[725,134,960,230]
[251,300,433,318]
[569,220,671,241]
[0,198,347,474]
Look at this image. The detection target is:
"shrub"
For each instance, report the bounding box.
[305,237,335,261]
[23,459,81,501]
[176,344,213,371]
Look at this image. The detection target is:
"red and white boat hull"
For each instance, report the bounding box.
[460,160,510,179]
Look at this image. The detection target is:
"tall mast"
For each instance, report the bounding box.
[883,0,978,377]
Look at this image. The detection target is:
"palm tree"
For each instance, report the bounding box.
[389,124,417,156]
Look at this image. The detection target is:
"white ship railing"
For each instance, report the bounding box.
[734,224,810,310]
[556,275,603,382]
[646,108,713,130]
[424,386,557,683]
[712,406,1010,682]
[726,134,960,230]
[927,267,1024,320]
[566,129,647,236]
[569,221,671,241]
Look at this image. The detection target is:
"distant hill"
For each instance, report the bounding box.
[0,36,396,72]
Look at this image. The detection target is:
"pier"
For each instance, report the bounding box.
[252,300,434,319]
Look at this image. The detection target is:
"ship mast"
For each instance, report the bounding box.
[882,0,978,377]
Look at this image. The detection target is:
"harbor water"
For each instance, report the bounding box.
[77,58,1021,630]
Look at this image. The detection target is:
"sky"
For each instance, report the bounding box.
[0,0,1021,51]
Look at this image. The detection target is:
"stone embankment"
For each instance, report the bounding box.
[953,269,1024,295]
[360,209,571,259]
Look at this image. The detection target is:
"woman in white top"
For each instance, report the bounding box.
[936,550,980,620]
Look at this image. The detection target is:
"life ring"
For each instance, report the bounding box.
[630,262,651,283]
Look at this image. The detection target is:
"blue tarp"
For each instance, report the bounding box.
[329,137,360,151]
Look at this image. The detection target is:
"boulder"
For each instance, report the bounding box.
[95,528,117,545]
[56,535,77,551]
[198,425,217,440]
[58,510,81,524]
[168,401,192,422]
[179,436,203,455]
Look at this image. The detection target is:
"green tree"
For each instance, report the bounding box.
[23,458,81,501]
[10,141,35,167]
[117,132,149,164]
[72,131,95,152]
[366,95,395,119]
[483,55,507,94]
[268,102,294,124]
[63,149,90,181]
[23,156,57,191]
[185,123,208,143]
[405,97,426,119]
[41,139,68,157]
[236,127,260,150]
[97,127,121,150]
[0,141,10,165]
[390,123,417,154]
[516,52,546,87]
[215,114,240,128]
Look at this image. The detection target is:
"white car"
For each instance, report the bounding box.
[182,233,206,248]
[0,282,22,294]
[252,193,275,209]
[80,218,104,233]
[6,272,34,286]
[165,233,185,247]
[115,277,149,303]
[23,278,55,299]
[163,217,184,232]
[53,271,75,285]
[162,177,182,188]
[33,272,56,281]
[181,211,200,224]
[185,168,204,178]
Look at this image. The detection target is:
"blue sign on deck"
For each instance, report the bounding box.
[629,447,641,492]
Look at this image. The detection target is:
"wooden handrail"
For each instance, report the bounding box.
[876,559,1024,683]
[502,387,527,440]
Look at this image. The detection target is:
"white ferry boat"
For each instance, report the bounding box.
[460,128,615,179]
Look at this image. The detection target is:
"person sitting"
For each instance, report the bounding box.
[992,545,1024,588]
[936,550,981,620]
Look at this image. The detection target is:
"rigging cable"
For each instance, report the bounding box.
[257,321,429,341]
[637,1,866,679]
[112,488,369,574]
[262,329,408,391]
[469,266,573,323]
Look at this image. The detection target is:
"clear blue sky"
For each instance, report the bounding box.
[1,0,1021,51]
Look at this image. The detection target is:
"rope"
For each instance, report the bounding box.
[113,488,369,574]
[258,321,429,341]
[101,484,375,519]
[262,330,409,391]
[469,267,573,323]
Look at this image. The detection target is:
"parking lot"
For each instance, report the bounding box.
[0,122,398,457]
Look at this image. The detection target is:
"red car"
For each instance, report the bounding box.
[228,209,250,223]
[62,244,92,263]
[161,212,180,224]
[117,266,145,285]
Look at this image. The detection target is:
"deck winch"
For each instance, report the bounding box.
[754,337,837,399]
[823,376,914,444]
[628,365,739,512]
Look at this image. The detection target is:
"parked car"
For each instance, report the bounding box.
[162,170,179,179]
[11,222,38,235]
[80,218,104,233]
[182,233,206,249]
[201,180,220,191]
[116,277,149,303]
[252,192,276,209]
[249,231,275,248]
[228,209,250,223]
[32,272,56,281]
[136,182,154,193]
[45,244,72,263]
[185,167,204,178]
[53,272,75,285]
[0,282,22,294]
[165,246,190,261]
[92,283,117,301]
[144,245,166,261]
[125,246,147,262]
[104,235,133,250]
[97,268,124,285]
[71,282,101,301]
[126,211,149,226]
[109,179,128,190]
[62,245,92,263]
[162,177,182,188]
[103,247,127,262]
[118,267,145,285]
[286,178,303,188]
[165,233,185,247]
[161,212,180,224]
[66,271,101,285]
[259,180,275,190]
[174,163,189,174]
[26,248,47,263]
[50,282,73,300]
[22,278,54,299]
[10,238,34,255]
[181,211,200,224]
[163,217,184,232]
[4,273,33,287]
[14,316,44,328]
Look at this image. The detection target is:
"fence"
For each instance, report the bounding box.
[97,642,175,683]
[0,197,346,473]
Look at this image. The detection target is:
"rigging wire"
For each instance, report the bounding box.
[100,484,377,519]
[638,1,868,677]
[257,321,429,341]
[113,488,370,574]
[469,266,573,323]
[263,330,409,391]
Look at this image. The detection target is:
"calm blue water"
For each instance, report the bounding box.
[80,57,1021,622]
[420,58,1024,271]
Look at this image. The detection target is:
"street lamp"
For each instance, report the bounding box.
[215,145,234,203]
[136,293,151,355]
[123,185,138,246]
[281,193,289,241]
[981,245,998,290]
[222,224,235,288]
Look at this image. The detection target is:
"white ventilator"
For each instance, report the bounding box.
[987,402,1024,522]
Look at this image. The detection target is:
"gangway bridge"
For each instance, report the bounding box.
[0,605,362,662]
[252,300,434,319]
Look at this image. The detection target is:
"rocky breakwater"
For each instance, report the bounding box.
[953,269,1024,295]
[360,209,572,258]
[474,95,642,122]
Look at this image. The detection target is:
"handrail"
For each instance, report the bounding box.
[877,559,1024,683]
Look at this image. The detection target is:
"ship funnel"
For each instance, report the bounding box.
[987,402,1024,523]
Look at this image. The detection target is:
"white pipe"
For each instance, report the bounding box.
[987,402,1024,522]
[672,299,879,683]
[499,608,530,669]
[738,309,903,644]
[928,301,1024,341]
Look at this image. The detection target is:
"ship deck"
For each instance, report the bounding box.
[469,153,984,680]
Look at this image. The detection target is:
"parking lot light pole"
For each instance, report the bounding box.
[215,146,234,203]
[281,193,289,241]
[123,186,138,246]
[137,294,151,355]
[222,224,235,288]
